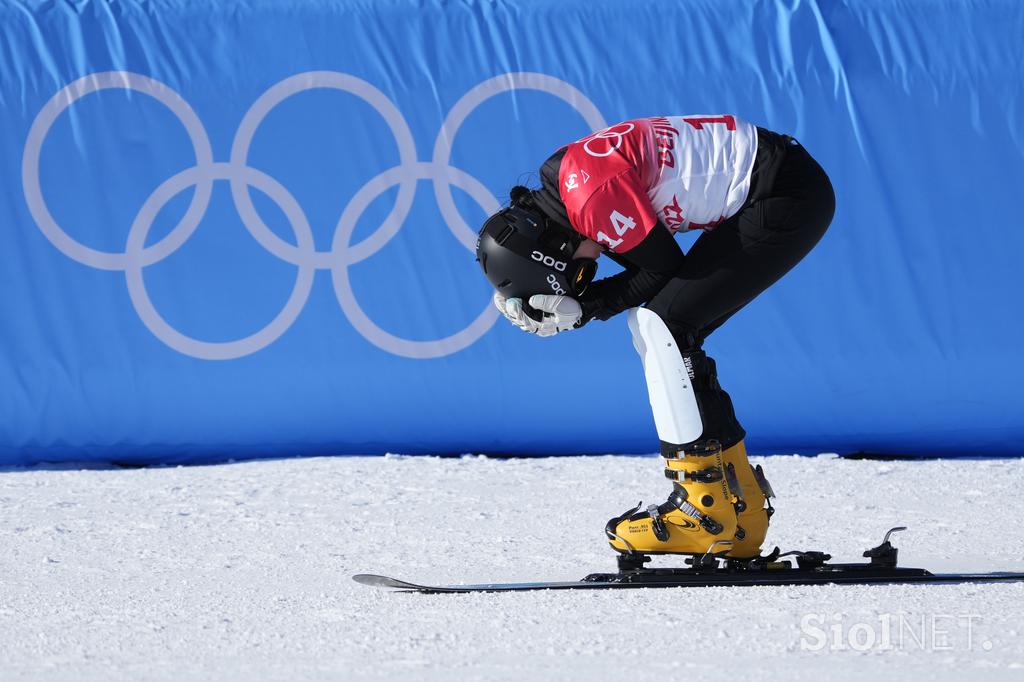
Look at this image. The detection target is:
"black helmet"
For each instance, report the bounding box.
[475,194,597,304]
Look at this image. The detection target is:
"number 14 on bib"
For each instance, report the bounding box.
[596,210,636,249]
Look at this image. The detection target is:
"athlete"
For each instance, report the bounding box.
[475,115,835,561]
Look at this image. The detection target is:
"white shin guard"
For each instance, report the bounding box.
[627,307,703,445]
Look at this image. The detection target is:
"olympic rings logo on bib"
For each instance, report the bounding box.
[581,122,634,158]
[22,71,607,360]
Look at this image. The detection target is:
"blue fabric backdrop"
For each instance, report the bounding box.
[2,0,1022,464]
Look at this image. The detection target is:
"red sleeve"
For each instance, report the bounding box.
[568,169,658,253]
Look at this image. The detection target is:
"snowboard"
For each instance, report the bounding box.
[353,527,1024,594]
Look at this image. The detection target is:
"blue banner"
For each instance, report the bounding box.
[2,1,1023,464]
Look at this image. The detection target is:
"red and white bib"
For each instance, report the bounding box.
[557,115,758,252]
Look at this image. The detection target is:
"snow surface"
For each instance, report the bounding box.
[2,454,1024,681]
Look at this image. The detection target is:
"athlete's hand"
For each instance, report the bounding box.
[494,292,542,334]
[527,294,583,337]
[494,292,583,336]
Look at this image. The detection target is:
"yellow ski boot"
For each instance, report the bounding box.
[606,441,740,557]
[719,440,776,559]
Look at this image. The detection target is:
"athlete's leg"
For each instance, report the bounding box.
[647,141,835,349]
[605,309,740,557]
[616,140,834,558]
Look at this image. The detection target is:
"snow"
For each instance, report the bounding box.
[2,454,1024,681]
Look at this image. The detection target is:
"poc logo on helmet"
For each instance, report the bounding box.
[531,251,566,272]
[547,273,566,295]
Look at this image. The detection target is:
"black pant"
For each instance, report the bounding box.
[647,131,836,350]
[648,131,835,449]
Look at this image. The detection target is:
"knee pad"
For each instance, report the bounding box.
[628,308,745,449]
[627,307,703,445]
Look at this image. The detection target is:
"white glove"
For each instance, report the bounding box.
[493,292,542,334]
[493,292,582,337]
[528,294,583,337]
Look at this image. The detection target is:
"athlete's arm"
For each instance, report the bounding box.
[578,224,684,322]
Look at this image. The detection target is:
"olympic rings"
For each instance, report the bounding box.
[21,70,607,359]
[433,72,607,250]
[22,72,215,271]
[582,122,635,158]
[124,163,317,361]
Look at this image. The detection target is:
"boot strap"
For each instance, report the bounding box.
[663,466,722,483]
[662,439,722,460]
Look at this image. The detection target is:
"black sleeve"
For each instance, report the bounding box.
[577,223,685,323]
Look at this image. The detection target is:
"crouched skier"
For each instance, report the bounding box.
[475,115,835,560]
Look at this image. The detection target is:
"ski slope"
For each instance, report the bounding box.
[2,454,1023,681]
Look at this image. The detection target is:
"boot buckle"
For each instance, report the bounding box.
[677,499,724,535]
[646,504,670,542]
[753,464,775,499]
[663,466,722,483]
[724,463,746,512]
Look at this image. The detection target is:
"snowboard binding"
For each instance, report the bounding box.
[588,526,918,584]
